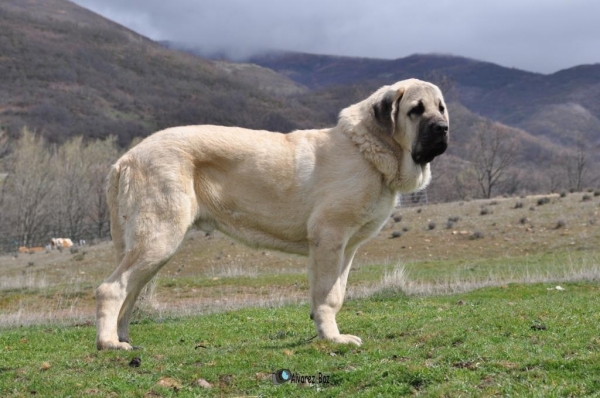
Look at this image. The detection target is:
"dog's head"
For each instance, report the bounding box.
[372,79,449,165]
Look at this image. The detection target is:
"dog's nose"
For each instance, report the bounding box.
[433,122,449,136]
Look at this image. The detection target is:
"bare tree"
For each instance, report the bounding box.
[0,172,8,232]
[84,136,120,239]
[565,135,591,192]
[0,129,8,227]
[546,163,566,193]
[51,136,91,240]
[4,128,54,246]
[469,122,519,199]
[0,129,8,159]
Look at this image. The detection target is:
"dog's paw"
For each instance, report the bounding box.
[97,340,134,351]
[328,334,363,346]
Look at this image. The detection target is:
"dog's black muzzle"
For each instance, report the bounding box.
[412,121,449,165]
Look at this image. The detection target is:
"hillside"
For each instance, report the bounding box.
[0,0,319,145]
[160,41,308,97]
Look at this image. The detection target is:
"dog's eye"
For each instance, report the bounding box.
[409,102,424,117]
[439,104,445,113]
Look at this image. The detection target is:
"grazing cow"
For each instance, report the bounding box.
[50,238,74,249]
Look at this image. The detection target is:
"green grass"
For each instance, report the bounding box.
[2,282,600,397]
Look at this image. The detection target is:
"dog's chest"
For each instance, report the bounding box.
[351,190,397,245]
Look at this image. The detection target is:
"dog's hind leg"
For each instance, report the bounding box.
[96,250,143,350]
[115,240,178,346]
[96,222,187,350]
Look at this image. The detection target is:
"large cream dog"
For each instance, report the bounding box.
[96,78,449,350]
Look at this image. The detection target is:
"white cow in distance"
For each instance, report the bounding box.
[50,238,74,249]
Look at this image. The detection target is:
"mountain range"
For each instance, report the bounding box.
[0,0,598,199]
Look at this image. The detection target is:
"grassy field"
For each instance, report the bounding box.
[2,283,600,396]
[0,192,599,396]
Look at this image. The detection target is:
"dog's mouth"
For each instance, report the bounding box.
[412,141,448,165]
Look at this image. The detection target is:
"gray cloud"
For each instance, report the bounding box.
[71,0,600,73]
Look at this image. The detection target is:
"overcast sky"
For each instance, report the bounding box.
[71,0,600,74]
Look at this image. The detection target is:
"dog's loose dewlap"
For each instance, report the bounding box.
[95,78,449,350]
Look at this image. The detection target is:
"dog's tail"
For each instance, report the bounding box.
[106,162,126,263]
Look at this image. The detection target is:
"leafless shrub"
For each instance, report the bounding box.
[555,219,566,229]
[519,217,528,225]
[390,231,402,239]
[470,231,484,240]
[537,197,551,206]
[402,226,410,232]
[427,221,436,230]
[480,207,491,216]
[514,201,523,209]
[448,216,460,223]
[468,122,519,198]
[393,215,402,223]
[446,220,455,229]
[582,194,592,202]
[560,191,567,198]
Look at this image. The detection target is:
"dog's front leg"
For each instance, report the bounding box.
[308,228,362,346]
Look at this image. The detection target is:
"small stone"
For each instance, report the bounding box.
[195,378,212,388]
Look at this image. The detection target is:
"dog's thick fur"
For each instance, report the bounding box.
[96,79,449,350]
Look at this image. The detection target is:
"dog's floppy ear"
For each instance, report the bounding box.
[372,87,405,134]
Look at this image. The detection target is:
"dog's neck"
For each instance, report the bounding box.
[337,102,431,193]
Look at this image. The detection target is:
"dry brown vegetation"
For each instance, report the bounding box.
[0,129,119,248]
